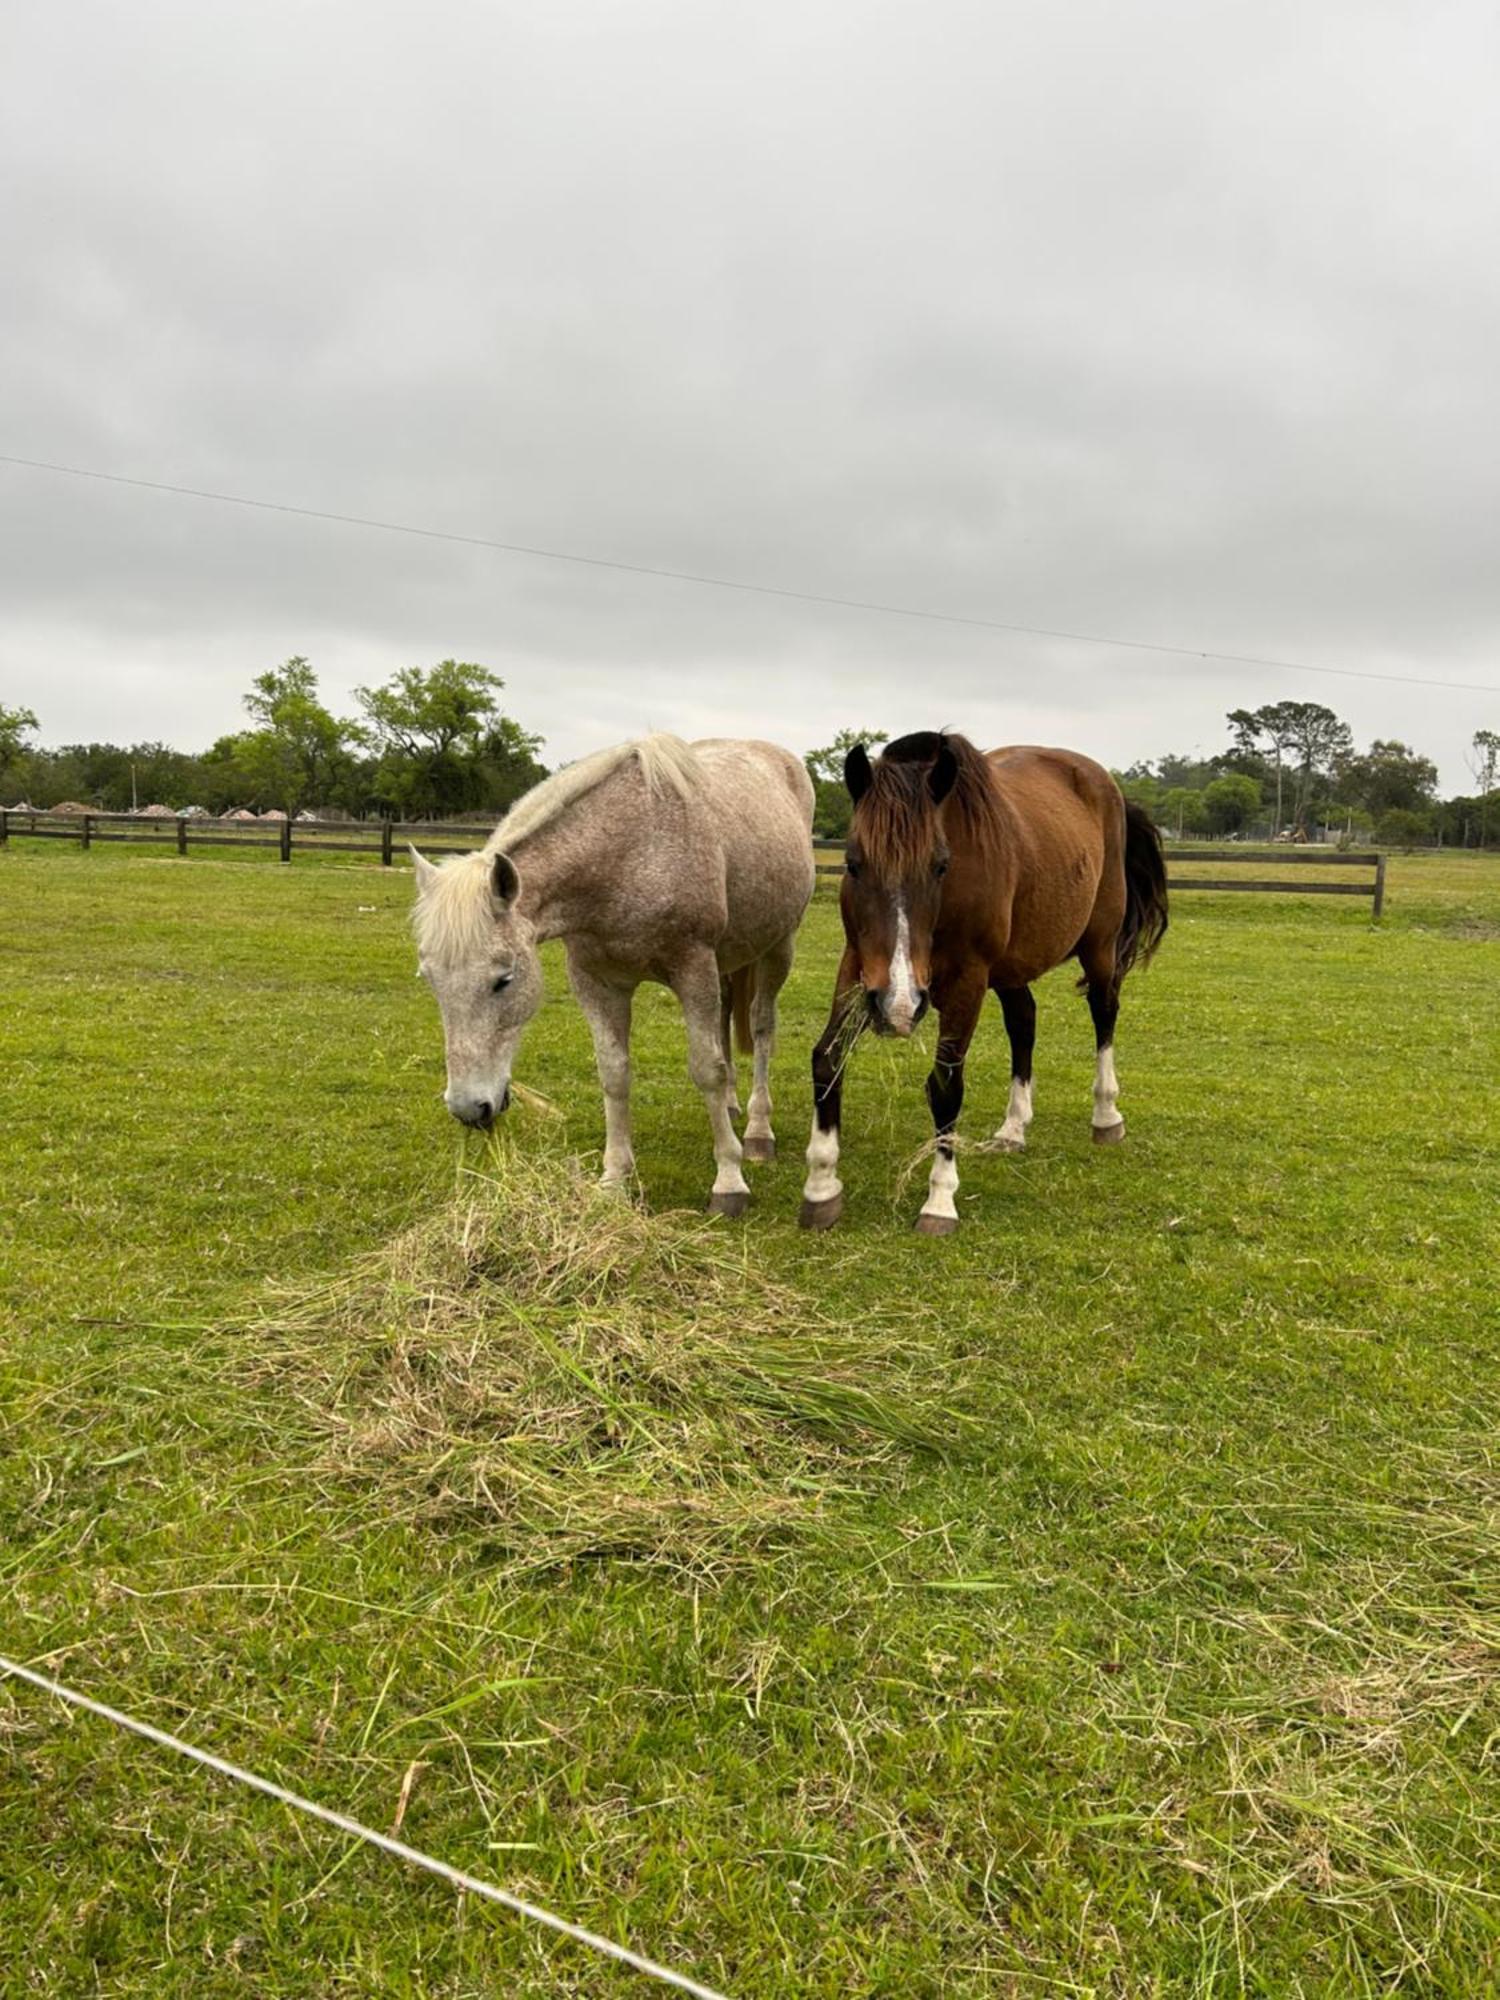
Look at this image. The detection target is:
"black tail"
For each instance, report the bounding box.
[1117,802,1169,980]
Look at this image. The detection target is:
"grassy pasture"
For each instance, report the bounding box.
[2,842,1499,1997]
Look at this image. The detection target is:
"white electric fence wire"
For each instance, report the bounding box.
[3,451,1498,696]
[0,1654,732,2000]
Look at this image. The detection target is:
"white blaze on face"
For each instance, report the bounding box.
[885,894,920,1035]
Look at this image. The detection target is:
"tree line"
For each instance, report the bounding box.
[0,660,547,821]
[3,677,1497,847]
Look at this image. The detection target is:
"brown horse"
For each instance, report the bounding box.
[800,730,1168,1233]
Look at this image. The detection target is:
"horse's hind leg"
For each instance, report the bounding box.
[992,984,1036,1153]
[1078,937,1125,1144]
[719,977,743,1121]
[672,948,751,1216]
[742,935,794,1162]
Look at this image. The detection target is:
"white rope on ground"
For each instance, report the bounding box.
[0,1654,732,2000]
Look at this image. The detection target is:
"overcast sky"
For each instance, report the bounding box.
[2,0,1497,788]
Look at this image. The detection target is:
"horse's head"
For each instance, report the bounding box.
[841,734,959,1037]
[410,846,544,1127]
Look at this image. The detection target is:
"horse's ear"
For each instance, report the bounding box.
[409,844,439,893]
[491,851,521,909]
[844,743,873,804]
[928,742,959,806]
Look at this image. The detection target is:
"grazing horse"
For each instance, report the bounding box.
[800,730,1168,1234]
[411,735,815,1213]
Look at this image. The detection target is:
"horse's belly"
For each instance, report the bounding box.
[991,874,1103,985]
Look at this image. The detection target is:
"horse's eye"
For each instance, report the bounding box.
[845,858,861,879]
[492,973,513,994]
[934,857,949,879]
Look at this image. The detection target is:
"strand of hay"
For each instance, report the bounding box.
[235,1148,959,1577]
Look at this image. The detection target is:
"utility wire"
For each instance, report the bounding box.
[0,1653,731,2000]
[3,449,1497,697]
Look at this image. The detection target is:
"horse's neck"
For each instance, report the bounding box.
[502,813,605,944]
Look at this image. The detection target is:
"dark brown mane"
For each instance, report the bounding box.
[853,730,1005,875]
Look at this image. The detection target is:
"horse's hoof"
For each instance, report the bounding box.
[914,1210,959,1236]
[992,1133,1025,1155]
[741,1135,776,1164]
[1092,1120,1126,1146]
[708,1189,750,1218]
[798,1193,843,1231]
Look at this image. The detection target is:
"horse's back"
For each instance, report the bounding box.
[692,738,813,821]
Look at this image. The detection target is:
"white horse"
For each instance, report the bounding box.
[410,735,815,1212]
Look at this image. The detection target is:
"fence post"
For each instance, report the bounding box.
[280,817,292,864]
[1373,852,1387,922]
[0,809,7,846]
[82,813,93,851]
[177,815,188,855]
[381,819,394,867]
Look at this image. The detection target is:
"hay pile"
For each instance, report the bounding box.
[240,1151,950,1574]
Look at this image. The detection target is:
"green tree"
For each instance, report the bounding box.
[1202,772,1263,836]
[1155,751,1218,791]
[355,662,537,818]
[1280,702,1354,830]
[1469,729,1500,849]
[0,704,39,794]
[805,729,887,840]
[1336,739,1438,821]
[1112,768,1165,817]
[227,657,364,816]
[1374,807,1434,848]
[1226,706,1290,831]
[476,716,549,813]
[1160,786,1207,836]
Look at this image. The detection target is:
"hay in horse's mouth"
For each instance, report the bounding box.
[230,1147,957,1576]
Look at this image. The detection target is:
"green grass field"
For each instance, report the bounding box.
[3,842,1499,1996]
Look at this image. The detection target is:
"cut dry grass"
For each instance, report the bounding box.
[235,1143,959,1577]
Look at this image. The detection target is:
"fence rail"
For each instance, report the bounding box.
[0,809,492,865]
[813,840,1387,917]
[3,813,1386,915]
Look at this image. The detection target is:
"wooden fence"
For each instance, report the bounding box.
[1,811,1385,916]
[813,840,1387,916]
[0,809,492,865]
[1157,845,1385,917]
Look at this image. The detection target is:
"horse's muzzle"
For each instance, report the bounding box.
[449,1083,511,1128]
[867,987,930,1038]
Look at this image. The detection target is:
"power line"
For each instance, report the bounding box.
[1,1653,732,2000]
[3,449,1497,697]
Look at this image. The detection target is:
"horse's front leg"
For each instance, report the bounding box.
[568,954,637,1189]
[672,949,752,1216]
[915,981,985,1236]
[742,934,795,1163]
[800,947,862,1230]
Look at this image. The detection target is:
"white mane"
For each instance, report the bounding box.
[413,735,701,965]
[485,733,700,857]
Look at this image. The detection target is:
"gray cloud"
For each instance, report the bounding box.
[3,0,1498,785]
